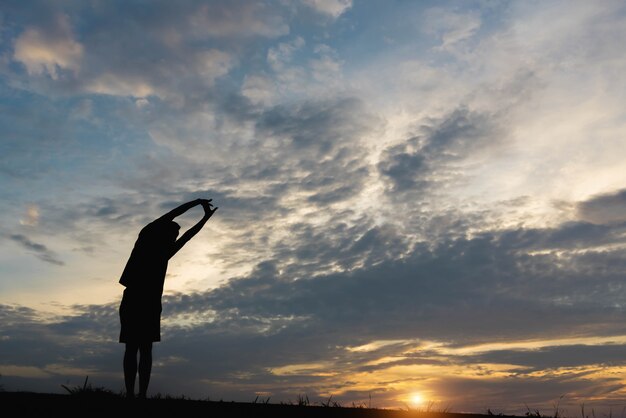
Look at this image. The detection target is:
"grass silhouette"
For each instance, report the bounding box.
[61,376,118,398]
[0,379,517,418]
[3,377,617,418]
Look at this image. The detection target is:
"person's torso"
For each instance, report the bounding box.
[119,220,173,295]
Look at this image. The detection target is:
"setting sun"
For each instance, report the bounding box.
[410,392,424,406]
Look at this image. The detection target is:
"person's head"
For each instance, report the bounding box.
[165,221,180,242]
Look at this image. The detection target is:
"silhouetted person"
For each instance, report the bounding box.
[118,198,217,399]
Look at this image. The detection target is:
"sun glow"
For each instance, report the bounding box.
[410,392,424,406]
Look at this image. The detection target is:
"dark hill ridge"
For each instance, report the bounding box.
[1,392,522,418]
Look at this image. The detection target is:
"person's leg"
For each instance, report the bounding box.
[123,342,139,398]
[138,342,153,399]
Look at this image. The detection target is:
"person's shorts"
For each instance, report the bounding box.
[119,288,162,343]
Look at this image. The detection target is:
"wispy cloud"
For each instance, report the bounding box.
[9,234,64,266]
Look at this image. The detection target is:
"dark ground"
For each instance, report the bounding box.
[1,392,523,418]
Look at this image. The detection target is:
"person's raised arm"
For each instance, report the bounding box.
[156,198,210,223]
[169,200,218,258]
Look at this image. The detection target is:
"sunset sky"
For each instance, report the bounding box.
[2,0,626,413]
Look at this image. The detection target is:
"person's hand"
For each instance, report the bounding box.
[200,199,218,217]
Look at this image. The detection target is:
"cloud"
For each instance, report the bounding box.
[267,37,306,72]
[467,344,626,371]
[142,95,378,196]
[302,0,352,18]
[378,107,499,194]
[195,49,233,81]
[150,218,626,404]
[8,234,64,266]
[264,39,346,99]
[129,95,384,278]
[3,216,626,407]
[422,8,481,50]
[162,218,626,346]
[0,304,40,325]
[576,188,626,225]
[81,44,234,99]
[309,44,343,85]
[5,1,283,99]
[85,73,156,98]
[189,1,289,38]
[0,302,120,391]
[13,14,83,79]
[241,74,276,106]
